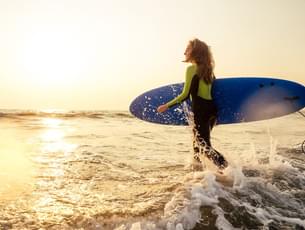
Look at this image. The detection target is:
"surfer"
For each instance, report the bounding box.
[157,38,228,170]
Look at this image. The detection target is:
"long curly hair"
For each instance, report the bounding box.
[185,38,215,84]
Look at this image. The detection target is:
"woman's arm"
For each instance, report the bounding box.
[157,65,196,113]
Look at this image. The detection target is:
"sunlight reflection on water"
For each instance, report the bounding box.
[0,131,34,201]
[29,118,79,225]
[39,118,77,153]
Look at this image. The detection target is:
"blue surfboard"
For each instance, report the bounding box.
[129,77,305,125]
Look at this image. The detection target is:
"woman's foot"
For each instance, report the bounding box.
[192,156,203,171]
[207,149,228,170]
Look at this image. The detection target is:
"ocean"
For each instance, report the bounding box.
[0,109,304,230]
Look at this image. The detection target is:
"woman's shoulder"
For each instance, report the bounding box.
[186,64,197,70]
[186,64,197,74]
[185,64,197,81]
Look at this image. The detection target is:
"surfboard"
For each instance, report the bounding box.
[129,77,305,125]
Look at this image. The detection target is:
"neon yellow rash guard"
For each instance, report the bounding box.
[166,64,213,108]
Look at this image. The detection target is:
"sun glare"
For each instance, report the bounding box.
[40,118,77,154]
[20,28,96,88]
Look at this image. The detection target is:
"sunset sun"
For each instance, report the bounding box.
[19,28,96,87]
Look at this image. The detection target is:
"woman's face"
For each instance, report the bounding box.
[184,43,193,61]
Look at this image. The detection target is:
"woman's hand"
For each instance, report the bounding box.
[157,104,168,113]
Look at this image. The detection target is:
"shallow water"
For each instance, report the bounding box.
[0,110,304,229]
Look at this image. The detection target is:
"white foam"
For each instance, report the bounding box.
[213,207,235,230]
[130,222,142,230]
[158,171,234,229]
[115,120,305,230]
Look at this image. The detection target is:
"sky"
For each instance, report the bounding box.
[0,0,304,110]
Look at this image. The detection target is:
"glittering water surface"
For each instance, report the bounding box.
[0,110,304,229]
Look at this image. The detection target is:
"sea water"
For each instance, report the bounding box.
[0,109,304,229]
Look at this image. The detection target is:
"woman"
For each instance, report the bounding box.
[157,38,228,170]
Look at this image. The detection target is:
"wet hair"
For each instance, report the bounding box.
[186,38,215,84]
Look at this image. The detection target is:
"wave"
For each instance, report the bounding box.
[0,110,134,119]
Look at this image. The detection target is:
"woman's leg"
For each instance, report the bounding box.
[209,115,217,132]
[192,128,201,163]
[194,113,212,146]
[194,113,228,169]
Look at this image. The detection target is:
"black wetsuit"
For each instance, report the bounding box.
[190,74,228,169]
[166,65,228,169]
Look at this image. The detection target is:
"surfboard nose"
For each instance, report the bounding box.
[129,97,143,118]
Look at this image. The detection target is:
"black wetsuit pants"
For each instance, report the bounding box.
[193,97,217,146]
[192,97,228,169]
